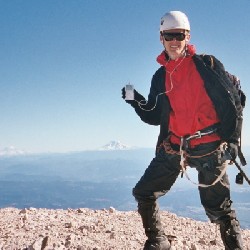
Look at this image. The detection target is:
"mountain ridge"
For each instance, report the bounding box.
[0,146,27,157]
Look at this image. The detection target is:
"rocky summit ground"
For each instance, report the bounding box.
[0,207,249,250]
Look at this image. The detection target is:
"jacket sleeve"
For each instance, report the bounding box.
[128,67,166,125]
[208,55,243,143]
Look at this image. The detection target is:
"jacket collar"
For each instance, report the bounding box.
[156,44,196,66]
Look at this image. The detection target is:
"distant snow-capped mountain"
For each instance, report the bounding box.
[99,141,132,150]
[0,146,27,157]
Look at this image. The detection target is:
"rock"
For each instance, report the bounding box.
[19,208,28,214]
[109,207,116,213]
[29,237,44,250]
[210,239,217,245]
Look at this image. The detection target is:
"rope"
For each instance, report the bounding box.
[160,138,250,187]
[179,139,229,188]
[160,138,229,188]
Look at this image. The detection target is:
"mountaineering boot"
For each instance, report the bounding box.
[219,211,244,250]
[143,239,171,250]
[137,201,170,250]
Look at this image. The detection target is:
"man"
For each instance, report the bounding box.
[122,11,244,250]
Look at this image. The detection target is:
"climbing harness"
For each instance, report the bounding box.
[159,125,232,188]
[179,139,230,188]
[160,135,250,187]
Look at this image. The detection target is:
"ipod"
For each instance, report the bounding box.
[125,84,134,100]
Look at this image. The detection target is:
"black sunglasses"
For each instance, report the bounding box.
[161,32,186,41]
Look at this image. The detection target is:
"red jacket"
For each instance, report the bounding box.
[128,51,242,150]
[157,45,221,147]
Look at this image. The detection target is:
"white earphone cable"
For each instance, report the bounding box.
[136,54,186,112]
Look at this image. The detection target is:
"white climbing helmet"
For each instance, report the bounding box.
[160,11,190,32]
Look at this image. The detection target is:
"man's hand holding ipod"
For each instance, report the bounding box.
[121,85,144,106]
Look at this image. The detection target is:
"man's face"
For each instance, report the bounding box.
[160,29,190,60]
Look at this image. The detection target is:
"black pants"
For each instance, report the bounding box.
[133,141,233,223]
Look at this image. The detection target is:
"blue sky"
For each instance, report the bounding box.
[0,0,250,153]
